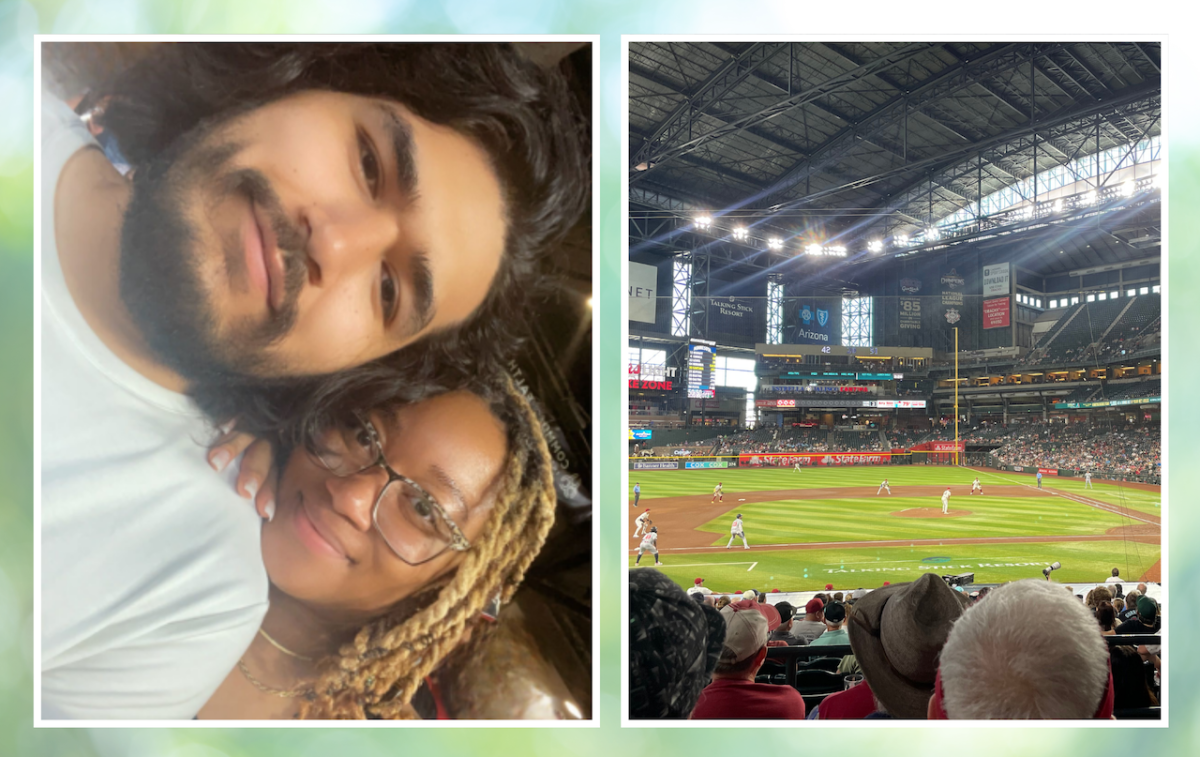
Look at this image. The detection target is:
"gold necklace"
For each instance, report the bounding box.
[258,627,315,661]
[237,659,308,699]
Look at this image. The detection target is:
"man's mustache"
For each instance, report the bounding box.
[224,167,308,317]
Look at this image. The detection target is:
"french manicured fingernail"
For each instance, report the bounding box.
[264,499,276,522]
[210,449,231,472]
[243,479,259,499]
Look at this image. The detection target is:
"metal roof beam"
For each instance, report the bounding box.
[761,43,1064,206]
[630,43,792,172]
[631,42,931,179]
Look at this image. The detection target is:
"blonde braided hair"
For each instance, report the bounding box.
[297,374,557,719]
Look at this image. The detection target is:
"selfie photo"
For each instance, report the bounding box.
[38,39,594,722]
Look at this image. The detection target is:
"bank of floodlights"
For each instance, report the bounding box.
[694,215,712,229]
[767,237,783,250]
[1121,179,1135,197]
[895,234,909,247]
[732,226,749,240]
[867,239,884,253]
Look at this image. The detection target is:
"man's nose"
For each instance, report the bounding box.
[301,203,400,286]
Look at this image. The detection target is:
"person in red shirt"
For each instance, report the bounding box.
[690,600,806,720]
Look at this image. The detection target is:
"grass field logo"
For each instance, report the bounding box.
[922,556,952,564]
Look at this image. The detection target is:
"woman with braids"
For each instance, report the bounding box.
[194,369,562,719]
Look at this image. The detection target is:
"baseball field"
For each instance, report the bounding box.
[627,465,1160,594]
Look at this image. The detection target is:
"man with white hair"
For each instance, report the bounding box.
[930,579,1114,719]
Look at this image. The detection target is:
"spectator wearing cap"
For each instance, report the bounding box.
[1105,568,1122,584]
[790,598,826,645]
[769,602,800,646]
[814,573,968,719]
[690,600,807,719]
[931,579,1115,719]
[1115,596,1160,635]
[808,602,848,647]
[688,577,713,597]
[629,569,726,719]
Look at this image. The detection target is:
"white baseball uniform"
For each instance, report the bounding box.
[877,479,890,495]
[1085,472,1092,489]
[633,511,651,537]
[971,478,982,494]
[941,489,951,514]
[712,484,723,502]
[727,517,748,549]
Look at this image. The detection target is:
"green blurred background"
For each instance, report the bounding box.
[0,0,1193,752]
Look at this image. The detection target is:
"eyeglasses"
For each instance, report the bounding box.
[309,413,470,565]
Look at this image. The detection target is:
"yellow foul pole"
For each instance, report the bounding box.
[954,327,960,466]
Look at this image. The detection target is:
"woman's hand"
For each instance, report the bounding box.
[208,422,278,521]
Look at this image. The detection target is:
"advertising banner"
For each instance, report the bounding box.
[1038,468,1059,476]
[739,453,889,468]
[629,429,653,440]
[941,268,965,325]
[793,300,841,344]
[629,378,673,391]
[898,297,923,330]
[930,441,965,452]
[982,297,1011,329]
[628,261,657,324]
[982,262,1011,297]
[685,461,729,469]
[709,296,755,334]
[632,460,679,470]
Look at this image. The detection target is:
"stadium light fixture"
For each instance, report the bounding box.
[926,227,941,241]
[1084,189,1098,206]
[895,235,908,247]
[767,237,783,250]
[805,244,823,256]
[1121,179,1135,197]
[732,226,749,240]
[694,215,712,229]
[868,239,883,253]
[1052,198,1063,213]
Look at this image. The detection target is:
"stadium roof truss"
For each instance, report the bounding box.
[628,41,1162,280]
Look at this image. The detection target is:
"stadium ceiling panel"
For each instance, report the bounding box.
[628,41,1161,278]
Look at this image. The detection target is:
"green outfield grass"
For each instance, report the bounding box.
[692,494,1139,547]
[631,540,1160,593]
[628,464,1159,591]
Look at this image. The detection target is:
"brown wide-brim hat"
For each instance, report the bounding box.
[847,573,969,719]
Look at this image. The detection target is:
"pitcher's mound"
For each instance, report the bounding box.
[893,508,972,518]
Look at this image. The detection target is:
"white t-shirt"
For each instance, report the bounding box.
[40,95,269,720]
[731,518,743,534]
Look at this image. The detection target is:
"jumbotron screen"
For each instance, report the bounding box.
[687,344,716,398]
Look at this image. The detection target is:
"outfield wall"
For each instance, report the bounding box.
[627,451,970,470]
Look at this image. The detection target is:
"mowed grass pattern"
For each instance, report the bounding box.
[694,495,1135,547]
[628,464,1159,590]
[633,540,1160,593]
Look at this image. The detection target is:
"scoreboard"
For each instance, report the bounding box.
[687,344,716,398]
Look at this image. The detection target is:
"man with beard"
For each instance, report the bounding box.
[40,43,587,719]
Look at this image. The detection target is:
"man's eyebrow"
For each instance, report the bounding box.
[373,102,418,200]
[406,251,436,337]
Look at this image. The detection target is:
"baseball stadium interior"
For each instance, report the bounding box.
[627,42,1162,721]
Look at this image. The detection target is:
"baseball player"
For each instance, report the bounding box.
[633,508,651,538]
[633,482,641,506]
[635,527,661,566]
[794,459,803,473]
[941,487,952,514]
[727,513,749,549]
[1084,471,1092,489]
[971,477,982,495]
[712,482,724,503]
[877,478,891,495]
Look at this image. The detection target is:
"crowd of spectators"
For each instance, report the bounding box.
[630,571,1162,720]
[992,422,1160,480]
